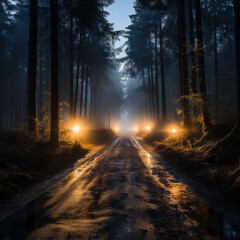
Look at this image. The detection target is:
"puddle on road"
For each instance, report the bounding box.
[132,137,240,240]
[0,195,50,240]
[1,137,240,240]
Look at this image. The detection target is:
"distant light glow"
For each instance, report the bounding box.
[172,129,177,133]
[73,126,81,133]
[115,127,119,132]
[134,127,139,132]
[146,126,151,131]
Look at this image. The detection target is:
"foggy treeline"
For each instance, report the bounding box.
[0,0,122,146]
[1,0,240,146]
[124,0,240,132]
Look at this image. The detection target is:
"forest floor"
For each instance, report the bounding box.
[0,129,115,215]
[142,125,240,208]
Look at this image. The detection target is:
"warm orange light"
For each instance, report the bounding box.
[172,129,177,133]
[115,127,119,132]
[73,126,81,133]
[146,126,151,131]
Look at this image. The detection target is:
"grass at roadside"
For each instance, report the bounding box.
[143,125,240,204]
[0,129,115,203]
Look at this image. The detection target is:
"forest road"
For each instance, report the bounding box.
[0,136,239,240]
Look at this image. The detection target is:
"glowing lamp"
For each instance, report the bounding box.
[172,129,177,133]
[146,126,151,131]
[73,126,81,133]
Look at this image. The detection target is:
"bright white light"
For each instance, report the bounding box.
[134,127,139,132]
[73,126,81,133]
[146,126,151,131]
[172,129,177,133]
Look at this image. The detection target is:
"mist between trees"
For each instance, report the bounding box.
[123,0,239,133]
[0,0,123,146]
[0,0,240,146]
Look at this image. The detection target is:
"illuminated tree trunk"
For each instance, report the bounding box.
[234,0,240,127]
[195,0,211,130]
[50,0,59,147]
[28,0,38,134]
[177,0,191,129]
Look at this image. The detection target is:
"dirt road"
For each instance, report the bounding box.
[1,136,239,239]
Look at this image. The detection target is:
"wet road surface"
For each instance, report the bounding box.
[1,136,240,239]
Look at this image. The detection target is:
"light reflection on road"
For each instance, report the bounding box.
[131,136,240,239]
[0,136,240,240]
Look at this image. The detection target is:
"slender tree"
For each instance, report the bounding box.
[154,24,160,124]
[69,0,74,119]
[28,0,38,134]
[178,0,191,128]
[195,0,211,130]
[50,0,59,147]
[84,64,89,120]
[188,0,197,96]
[213,1,219,105]
[234,0,240,128]
[159,15,166,122]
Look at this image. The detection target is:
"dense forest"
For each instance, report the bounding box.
[124,0,240,135]
[1,0,240,146]
[0,0,122,146]
[1,1,240,239]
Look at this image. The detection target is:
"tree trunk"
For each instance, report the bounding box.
[177,0,191,129]
[84,65,89,120]
[159,15,166,122]
[189,0,198,117]
[195,0,211,130]
[214,27,219,105]
[80,52,85,119]
[90,75,94,123]
[39,53,43,120]
[154,25,160,124]
[147,65,153,120]
[189,0,197,95]
[28,0,38,135]
[50,0,59,147]
[142,68,147,120]
[69,0,74,119]
[73,34,82,118]
[234,0,240,127]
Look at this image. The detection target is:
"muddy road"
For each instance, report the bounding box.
[0,136,240,240]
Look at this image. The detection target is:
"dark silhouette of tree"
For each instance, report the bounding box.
[195,0,211,130]
[188,0,197,97]
[177,0,191,129]
[159,15,166,122]
[27,0,38,134]
[50,0,59,147]
[69,0,74,119]
[234,0,240,128]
